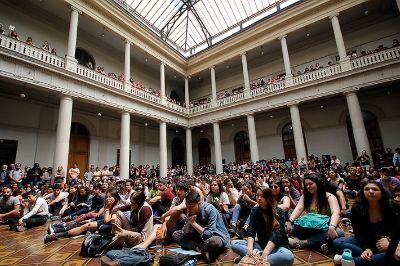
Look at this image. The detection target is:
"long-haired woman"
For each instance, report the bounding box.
[286,173,344,250]
[231,187,294,265]
[332,180,400,265]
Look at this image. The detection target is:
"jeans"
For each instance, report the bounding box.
[333,236,386,266]
[291,225,345,249]
[23,214,48,229]
[64,207,90,218]
[231,239,294,266]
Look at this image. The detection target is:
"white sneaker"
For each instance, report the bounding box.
[333,254,342,265]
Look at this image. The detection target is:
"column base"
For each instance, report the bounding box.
[243,88,251,98]
[161,96,167,105]
[285,75,293,87]
[124,82,131,93]
[65,56,78,72]
[211,99,217,108]
[340,57,352,72]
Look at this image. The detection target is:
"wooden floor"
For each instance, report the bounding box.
[0,223,335,265]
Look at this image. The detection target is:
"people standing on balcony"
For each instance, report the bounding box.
[41,40,50,52]
[25,37,33,46]
[9,30,19,40]
[0,24,4,35]
[393,39,400,47]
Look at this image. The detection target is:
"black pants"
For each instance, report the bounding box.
[24,215,48,228]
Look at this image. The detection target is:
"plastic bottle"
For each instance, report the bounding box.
[341,249,355,266]
[154,227,164,253]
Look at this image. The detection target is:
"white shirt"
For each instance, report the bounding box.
[23,197,49,220]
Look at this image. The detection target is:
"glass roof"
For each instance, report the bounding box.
[113,0,301,57]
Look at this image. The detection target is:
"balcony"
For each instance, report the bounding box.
[1,33,400,118]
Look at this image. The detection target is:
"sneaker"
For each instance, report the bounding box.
[44,234,57,244]
[47,224,55,235]
[320,243,331,254]
[62,216,71,222]
[236,228,246,239]
[50,215,61,221]
[16,225,26,232]
[333,254,342,265]
[234,255,242,264]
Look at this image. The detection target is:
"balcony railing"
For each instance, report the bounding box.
[0,35,64,68]
[76,64,123,91]
[1,33,400,116]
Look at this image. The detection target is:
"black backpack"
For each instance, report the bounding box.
[80,233,113,257]
[159,253,190,266]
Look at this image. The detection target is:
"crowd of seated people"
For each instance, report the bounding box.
[1,146,400,264]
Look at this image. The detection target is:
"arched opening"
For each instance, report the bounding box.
[171,137,184,167]
[346,110,384,160]
[75,47,95,69]
[198,138,211,165]
[234,131,250,163]
[68,123,90,175]
[170,90,180,102]
[282,122,308,160]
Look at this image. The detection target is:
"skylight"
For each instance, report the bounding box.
[113,0,301,57]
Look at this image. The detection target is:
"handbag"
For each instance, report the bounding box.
[294,213,330,231]
[80,233,113,257]
[238,254,270,266]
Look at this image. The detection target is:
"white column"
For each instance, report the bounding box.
[346,92,372,161]
[65,6,81,71]
[160,62,166,104]
[289,104,307,164]
[247,114,259,162]
[159,121,167,177]
[120,112,130,180]
[124,40,131,92]
[53,96,73,183]
[184,77,190,109]
[213,122,223,174]
[330,13,351,71]
[210,66,217,106]
[241,53,251,98]
[279,35,293,85]
[186,128,193,176]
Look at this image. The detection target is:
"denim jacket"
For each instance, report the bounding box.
[189,202,231,248]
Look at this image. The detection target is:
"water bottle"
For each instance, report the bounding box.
[155,227,164,254]
[341,249,355,266]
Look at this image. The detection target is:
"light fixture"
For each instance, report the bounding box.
[320,105,324,109]
[306,33,310,37]
[144,122,148,126]
[198,77,201,80]
[269,115,274,118]
[200,130,203,133]
[145,58,148,62]
[226,65,230,69]
[19,93,26,98]
[364,10,369,15]
[173,75,177,79]
[231,123,235,127]
[97,112,102,117]
[175,129,179,133]
[261,51,264,55]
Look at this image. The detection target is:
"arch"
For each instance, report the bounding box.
[198,138,211,165]
[346,110,384,160]
[68,122,90,173]
[171,137,184,167]
[75,47,95,69]
[71,115,97,136]
[281,122,308,160]
[234,131,250,163]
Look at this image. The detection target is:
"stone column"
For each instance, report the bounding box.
[330,13,351,71]
[160,62,166,104]
[279,35,293,86]
[53,96,73,183]
[159,121,167,177]
[120,112,130,180]
[65,6,81,71]
[124,40,131,92]
[346,91,372,162]
[186,128,193,176]
[213,122,223,174]
[241,53,251,98]
[184,77,190,109]
[247,114,259,162]
[289,104,307,164]
[210,66,217,106]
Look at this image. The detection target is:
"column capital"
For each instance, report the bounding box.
[278,34,287,41]
[245,112,255,117]
[124,39,132,45]
[240,52,247,57]
[70,5,82,14]
[342,87,360,95]
[212,120,219,125]
[286,100,301,107]
[209,65,216,70]
[329,12,340,20]
[159,119,168,124]
[160,61,166,66]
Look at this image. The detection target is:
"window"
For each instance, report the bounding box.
[346,110,384,160]
[198,138,211,165]
[171,137,184,167]
[282,122,308,160]
[234,131,250,163]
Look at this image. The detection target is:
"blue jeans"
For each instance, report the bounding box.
[231,239,294,266]
[291,225,345,249]
[333,236,386,265]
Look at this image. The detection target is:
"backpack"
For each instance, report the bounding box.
[103,248,154,266]
[159,253,190,266]
[80,233,113,257]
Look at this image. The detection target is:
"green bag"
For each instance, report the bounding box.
[294,213,330,231]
